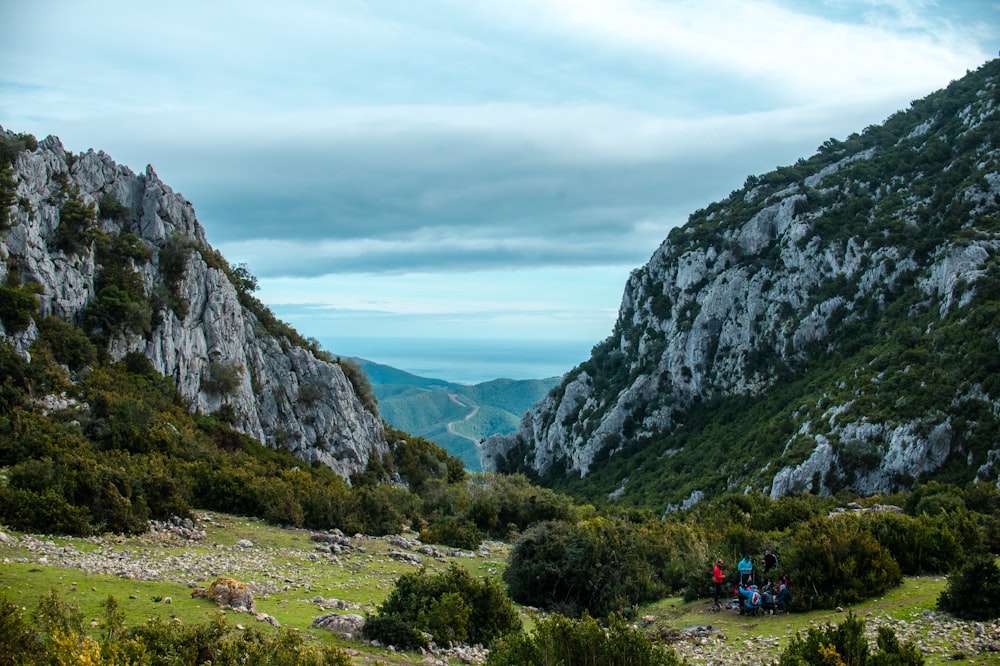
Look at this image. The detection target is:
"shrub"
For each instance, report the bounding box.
[860,510,981,575]
[83,284,152,339]
[0,596,43,664]
[779,613,923,665]
[0,163,16,228]
[0,271,43,335]
[53,188,97,254]
[937,554,1000,620]
[297,383,323,404]
[781,515,901,610]
[487,613,686,666]
[337,356,378,414]
[420,517,483,550]
[98,191,131,223]
[504,518,670,617]
[364,564,520,650]
[35,316,97,371]
[201,361,243,396]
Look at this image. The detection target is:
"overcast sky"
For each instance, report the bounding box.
[2,1,998,359]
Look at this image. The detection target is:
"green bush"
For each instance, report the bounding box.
[503,518,671,617]
[937,554,1000,620]
[781,516,901,610]
[98,191,131,223]
[201,361,243,396]
[0,274,42,334]
[52,188,97,254]
[860,510,981,575]
[337,356,378,414]
[34,316,97,371]
[779,613,923,665]
[364,564,520,650]
[0,590,353,665]
[420,517,483,550]
[487,613,686,666]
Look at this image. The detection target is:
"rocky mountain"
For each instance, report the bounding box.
[0,131,385,478]
[483,59,1000,507]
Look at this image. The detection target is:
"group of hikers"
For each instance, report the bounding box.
[711,548,792,615]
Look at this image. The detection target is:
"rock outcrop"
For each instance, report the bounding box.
[0,132,386,477]
[484,59,1000,502]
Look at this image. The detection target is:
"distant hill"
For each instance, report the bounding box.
[356,359,561,470]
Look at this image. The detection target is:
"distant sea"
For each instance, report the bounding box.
[319,337,596,385]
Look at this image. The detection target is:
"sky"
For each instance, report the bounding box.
[2,0,998,379]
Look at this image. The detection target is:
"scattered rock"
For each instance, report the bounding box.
[256,613,280,627]
[387,550,423,566]
[235,539,254,549]
[193,577,256,613]
[312,612,365,639]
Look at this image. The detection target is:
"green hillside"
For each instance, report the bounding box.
[357,359,560,471]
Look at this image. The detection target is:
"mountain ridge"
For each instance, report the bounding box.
[483,58,1000,508]
[0,130,385,477]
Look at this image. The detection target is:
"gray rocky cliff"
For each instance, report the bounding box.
[483,60,1000,501]
[0,132,386,478]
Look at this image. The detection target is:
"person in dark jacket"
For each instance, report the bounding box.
[763,549,778,579]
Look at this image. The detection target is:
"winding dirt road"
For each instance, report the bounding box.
[446,393,480,445]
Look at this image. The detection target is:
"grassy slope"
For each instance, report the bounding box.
[0,513,508,665]
[2,513,994,665]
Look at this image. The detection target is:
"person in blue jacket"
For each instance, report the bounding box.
[738,583,761,615]
[738,554,754,585]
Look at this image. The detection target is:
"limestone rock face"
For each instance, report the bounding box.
[483,62,1000,500]
[0,131,386,478]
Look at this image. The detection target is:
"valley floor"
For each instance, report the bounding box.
[1,513,998,665]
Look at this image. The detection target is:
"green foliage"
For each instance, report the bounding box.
[419,517,483,550]
[336,356,378,414]
[504,517,674,617]
[0,132,36,229]
[34,315,98,371]
[201,361,243,396]
[779,613,923,666]
[0,590,353,665]
[364,563,520,650]
[0,163,16,229]
[0,280,41,334]
[487,613,687,666]
[52,186,98,254]
[98,191,131,223]
[157,232,199,318]
[0,596,43,665]
[860,509,982,575]
[782,516,902,611]
[937,554,1000,620]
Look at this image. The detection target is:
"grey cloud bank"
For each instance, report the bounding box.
[2,0,998,352]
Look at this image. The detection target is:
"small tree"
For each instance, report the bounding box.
[364,564,520,650]
[937,554,1000,620]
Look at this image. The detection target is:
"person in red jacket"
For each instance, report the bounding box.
[712,559,726,607]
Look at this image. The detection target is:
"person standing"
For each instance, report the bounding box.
[712,559,726,606]
[763,549,778,580]
[738,554,754,586]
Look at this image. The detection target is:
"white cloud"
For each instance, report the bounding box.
[3,0,997,361]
